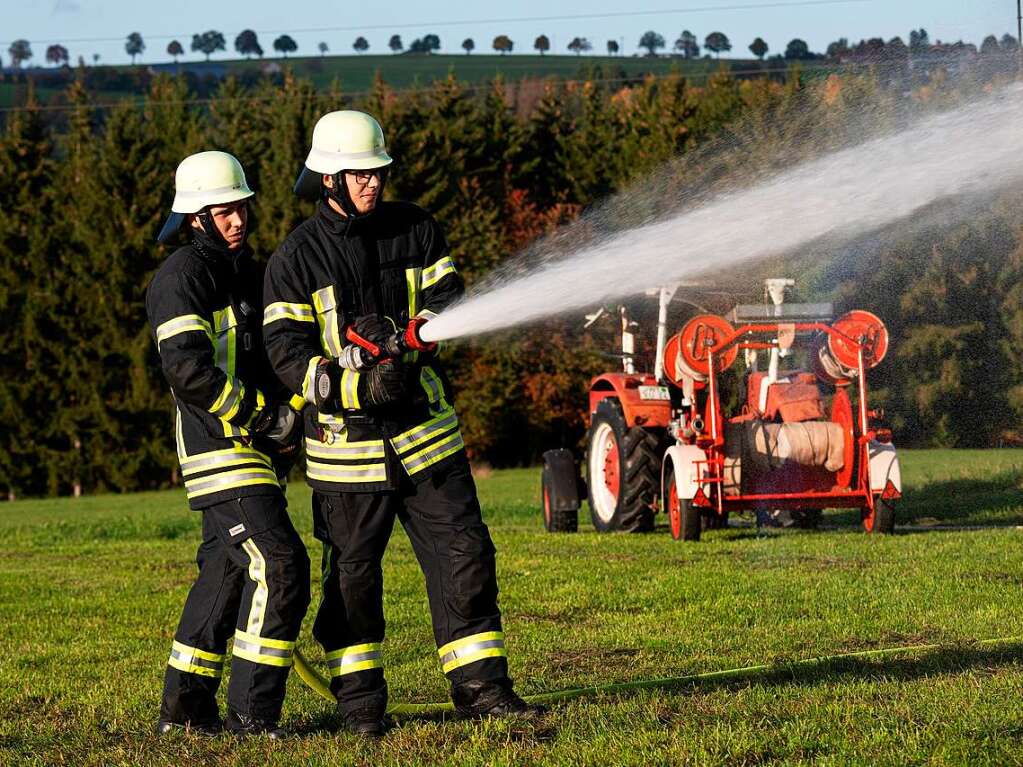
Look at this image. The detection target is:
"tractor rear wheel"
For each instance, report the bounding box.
[863,498,896,534]
[664,465,701,541]
[541,450,579,533]
[586,398,658,532]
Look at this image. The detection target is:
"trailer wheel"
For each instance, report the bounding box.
[664,465,701,541]
[541,450,579,533]
[586,398,657,532]
[863,498,896,534]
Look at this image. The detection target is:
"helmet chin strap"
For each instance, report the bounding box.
[194,209,233,251]
[324,169,388,219]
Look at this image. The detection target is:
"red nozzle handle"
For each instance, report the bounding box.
[344,326,391,363]
[405,317,438,353]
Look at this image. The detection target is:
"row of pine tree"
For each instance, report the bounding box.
[0,65,1019,499]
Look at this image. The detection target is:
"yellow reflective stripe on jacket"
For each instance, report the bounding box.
[179,446,273,477]
[339,368,360,409]
[156,314,212,345]
[405,267,421,317]
[263,301,315,326]
[402,430,465,475]
[305,438,386,461]
[313,286,343,357]
[421,256,457,289]
[392,409,459,453]
[390,408,465,476]
[438,631,506,674]
[168,640,225,678]
[232,629,295,668]
[302,356,325,405]
[183,466,280,498]
[325,642,384,677]
[209,377,245,421]
[305,460,388,484]
[420,366,448,412]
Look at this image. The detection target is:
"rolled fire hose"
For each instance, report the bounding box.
[293,635,1022,716]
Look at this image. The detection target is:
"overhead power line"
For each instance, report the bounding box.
[2,0,871,46]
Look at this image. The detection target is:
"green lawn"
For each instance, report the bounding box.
[2,449,1023,765]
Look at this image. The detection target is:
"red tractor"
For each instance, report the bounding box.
[541,280,901,540]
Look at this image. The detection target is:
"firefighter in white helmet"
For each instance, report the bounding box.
[147,151,310,738]
[264,111,543,736]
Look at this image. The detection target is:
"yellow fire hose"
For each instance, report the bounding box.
[293,635,1023,716]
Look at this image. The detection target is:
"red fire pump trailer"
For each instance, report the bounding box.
[541,280,902,540]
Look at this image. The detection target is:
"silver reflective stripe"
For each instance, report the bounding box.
[305,462,387,480]
[180,450,271,475]
[303,357,321,405]
[211,381,243,418]
[263,302,314,325]
[184,469,277,494]
[439,638,505,667]
[174,184,251,203]
[156,314,211,344]
[327,649,382,669]
[420,367,444,407]
[392,412,459,453]
[306,441,386,459]
[307,146,391,165]
[170,648,222,670]
[403,432,464,473]
[233,638,293,659]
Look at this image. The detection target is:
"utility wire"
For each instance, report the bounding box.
[2,0,871,46]
[0,60,884,115]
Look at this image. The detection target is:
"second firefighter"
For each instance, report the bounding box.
[263,110,541,736]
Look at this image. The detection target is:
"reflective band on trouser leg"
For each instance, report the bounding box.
[167,641,225,678]
[325,643,384,677]
[438,631,507,674]
[263,301,315,326]
[232,629,295,668]
[242,539,268,636]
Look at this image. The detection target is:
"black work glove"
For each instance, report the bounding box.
[351,314,397,354]
[250,404,300,449]
[359,361,405,406]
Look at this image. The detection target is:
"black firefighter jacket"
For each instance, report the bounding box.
[263,201,464,494]
[146,234,289,509]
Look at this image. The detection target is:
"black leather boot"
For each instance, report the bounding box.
[341,705,392,738]
[451,678,547,720]
[224,709,286,739]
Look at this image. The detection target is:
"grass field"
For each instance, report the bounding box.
[2,449,1023,765]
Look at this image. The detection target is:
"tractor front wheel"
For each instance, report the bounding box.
[586,398,658,532]
[664,465,701,541]
[863,498,896,534]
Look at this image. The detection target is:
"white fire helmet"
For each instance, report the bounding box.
[294,110,393,200]
[157,151,254,244]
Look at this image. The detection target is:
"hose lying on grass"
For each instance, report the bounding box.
[292,636,1022,716]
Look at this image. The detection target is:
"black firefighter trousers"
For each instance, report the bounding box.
[312,457,508,714]
[160,495,311,724]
